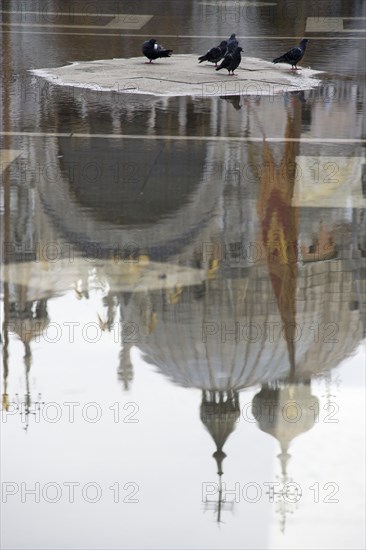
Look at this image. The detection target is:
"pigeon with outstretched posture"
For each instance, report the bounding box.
[272,38,309,70]
[198,40,228,67]
[216,46,243,76]
[142,38,173,63]
[227,33,239,52]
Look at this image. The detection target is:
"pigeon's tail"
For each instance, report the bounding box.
[198,54,208,63]
[272,56,284,64]
[215,66,222,71]
[159,49,173,58]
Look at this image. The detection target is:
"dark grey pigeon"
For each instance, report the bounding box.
[198,40,228,67]
[227,33,239,52]
[216,46,243,76]
[273,38,309,70]
[142,38,173,63]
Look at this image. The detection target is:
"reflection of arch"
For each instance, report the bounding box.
[200,390,240,476]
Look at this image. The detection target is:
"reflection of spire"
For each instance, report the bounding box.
[102,291,118,331]
[22,341,32,432]
[98,291,118,332]
[8,299,50,431]
[118,343,134,391]
[253,380,319,532]
[200,390,240,522]
[2,326,10,412]
[277,441,291,480]
[2,266,10,413]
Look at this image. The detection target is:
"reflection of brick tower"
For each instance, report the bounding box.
[252,380,319,532]
[200,390,240,522]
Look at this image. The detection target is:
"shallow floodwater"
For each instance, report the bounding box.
[1,1,365,549]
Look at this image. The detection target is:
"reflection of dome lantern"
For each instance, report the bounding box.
[200,390,240,476]
[200,389,240,523]
[252,381,319,476]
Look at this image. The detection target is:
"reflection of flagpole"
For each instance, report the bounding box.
[2,313,9,412]
[23,342,32,432]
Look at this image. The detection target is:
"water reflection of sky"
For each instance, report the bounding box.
[3,308,365,549]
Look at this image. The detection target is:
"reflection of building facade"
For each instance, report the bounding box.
[3,80,365,400]
[2,57,365,532]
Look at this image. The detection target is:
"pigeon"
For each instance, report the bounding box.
[142,38,173,63]
[216,46,243,76]
[272,38,309,70]
[198,40,228,67]
[227,33,239,52]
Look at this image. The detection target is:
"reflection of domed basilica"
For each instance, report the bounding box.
[2,78,365,529]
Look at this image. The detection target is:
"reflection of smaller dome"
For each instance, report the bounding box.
[252,382,318,446]
[252,381,319,476]
[200,390,240,475]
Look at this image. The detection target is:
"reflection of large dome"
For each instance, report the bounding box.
[59,139,204,226]
[119,257,365,391]
[36,138,222,261]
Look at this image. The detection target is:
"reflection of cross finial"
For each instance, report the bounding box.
[321,371,340,402]
[203,475,235,524]
[270,469,299,533]
[275,490,297,534]
[14,392,45,433]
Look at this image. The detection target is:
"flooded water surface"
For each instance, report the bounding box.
[1,1,365,549]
